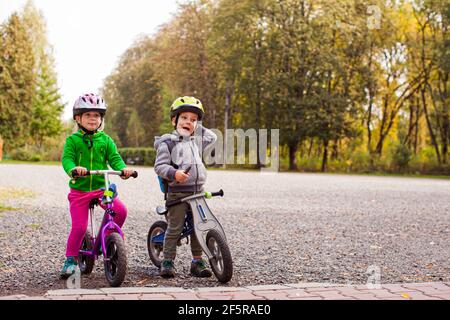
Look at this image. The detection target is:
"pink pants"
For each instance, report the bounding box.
[66,188,127,257]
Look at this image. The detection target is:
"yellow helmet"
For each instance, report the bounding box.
[170,96,205,121]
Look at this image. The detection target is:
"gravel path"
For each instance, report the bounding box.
[0,164,449,296]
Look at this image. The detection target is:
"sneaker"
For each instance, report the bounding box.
[60,257,78,279]
[190,259,212,278]
[160,260,176,278]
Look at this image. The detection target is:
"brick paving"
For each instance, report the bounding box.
[1,282,449,300]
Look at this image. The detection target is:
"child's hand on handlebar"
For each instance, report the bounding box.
[120,168,134,179]
[72,167,87,177]
[175,170,190,183]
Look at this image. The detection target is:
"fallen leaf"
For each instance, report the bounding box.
[136,279,149,285]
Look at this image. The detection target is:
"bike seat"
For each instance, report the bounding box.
[89,198,100,209]
[156,206,168,215]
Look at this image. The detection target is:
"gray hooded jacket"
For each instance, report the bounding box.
[154,125,217,193]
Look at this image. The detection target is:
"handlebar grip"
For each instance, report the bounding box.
[211,189,224,197]
[120,170,138,178]
[71,170,90,178]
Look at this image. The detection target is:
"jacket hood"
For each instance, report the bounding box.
[154,130,194,149]
[73,129,106,139]
[154,133,176,149]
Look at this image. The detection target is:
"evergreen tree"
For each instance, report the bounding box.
[22,1,64,149]
[0,13,35,151]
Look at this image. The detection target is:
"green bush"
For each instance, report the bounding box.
[29,154,42,162]
[297,156,322,172]
[408,151,450,175]
[118,148,156,166]
[39,135,66,161]
[349,150,372,172]
[327,158,348,172]
[8,146,40,162]
[392,143,412,171]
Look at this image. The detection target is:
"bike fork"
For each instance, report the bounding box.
[90,207,96,244]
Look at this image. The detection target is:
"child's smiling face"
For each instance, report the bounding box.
[76,111,102,132]
[172,111,199,136]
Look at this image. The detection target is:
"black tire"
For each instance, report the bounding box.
[206,229,233,283]
[104,233,127,287]
[79,230,95,275]
[147,221,167,268]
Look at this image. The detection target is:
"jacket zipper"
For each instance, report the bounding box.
[189,142,198,194]
[90,147,93,191]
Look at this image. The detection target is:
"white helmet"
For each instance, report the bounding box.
[73,93,107,119]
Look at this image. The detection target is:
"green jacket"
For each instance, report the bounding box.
[62,130,126,191]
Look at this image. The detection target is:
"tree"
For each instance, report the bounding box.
[153,0,220,128]
[0,13,35,151]
[101,0,448,173]
[103,36,162,147]
[406,0,449,164]
[22,1,64,149]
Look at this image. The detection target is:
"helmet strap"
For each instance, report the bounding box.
[76,114,104,134]
[174,114,180,129]
[77,119,104,150]
[172,114,200,134]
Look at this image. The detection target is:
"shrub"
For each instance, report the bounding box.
[392,143,412,171]
[8,146,37,161]
[118,148,156,166]
[349,150,371,172]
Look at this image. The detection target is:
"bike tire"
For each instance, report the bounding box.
[104,233,127,287]
[79,230,95,275]
[206,229,233,283]
[147,220,167,268]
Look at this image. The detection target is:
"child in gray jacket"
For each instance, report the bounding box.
[154,96,217,278]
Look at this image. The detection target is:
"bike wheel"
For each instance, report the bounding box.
[104,233,127,287]
[79,230,95,275]
[147,221,167,268]
[206,229,233,283]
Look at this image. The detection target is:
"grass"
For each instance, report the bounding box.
[1,159,448,180]
[0,187,37,200]
[303,171,450,180]
[208,166,450,180]
[0,187,37,215]
[26,223,42,230]
[0,159,59,166]
[0,204,17,213]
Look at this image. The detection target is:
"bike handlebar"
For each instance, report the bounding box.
[210,189,224,197]
[71,169,138,179]
[165,189,224,208]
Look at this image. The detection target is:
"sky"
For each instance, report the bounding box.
[0,0,179,119]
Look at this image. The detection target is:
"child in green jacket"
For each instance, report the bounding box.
[60,93,134,279]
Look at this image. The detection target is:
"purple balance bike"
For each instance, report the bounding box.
[71,169,138,287]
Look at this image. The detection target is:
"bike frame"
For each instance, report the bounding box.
[77,170,125,260]
[152,190,226,260]
[152,210,194,245]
